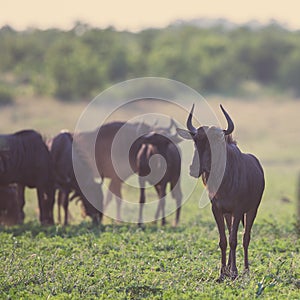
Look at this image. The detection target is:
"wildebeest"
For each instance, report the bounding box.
[0,184,25,226]
[177,104,265,281]
[49,131,103,225]
[74,121,151,221]
[0,130,54,225]
[48,131,73,225]
[135,132,182,226]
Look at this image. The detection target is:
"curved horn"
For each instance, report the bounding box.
[220,104,234,135]
[187,104,197,134]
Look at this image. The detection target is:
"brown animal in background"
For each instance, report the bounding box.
[47,131,73,225]
[0,184,25,226]
[74,122,152,221]
[49,131,103,225]
[177,104,265,281]
[0,130,54,225]
[135,132,182,226]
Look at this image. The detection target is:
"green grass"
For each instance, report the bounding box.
[0,219,299,299]
[0,96,300,299]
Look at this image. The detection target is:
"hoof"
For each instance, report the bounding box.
[172,221,179,227]
[242,268,250,277]
[216,274,226,283]
[230,271,238,280]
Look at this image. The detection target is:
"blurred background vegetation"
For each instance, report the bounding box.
[1,20,300,103]
[0,19,299,225]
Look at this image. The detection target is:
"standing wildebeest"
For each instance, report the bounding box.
[177,105,265,281]
[0,130,54,225]
[135,132,182,226]
[0,184,24,226]
[49,131,103,225]
[74,122,151,221]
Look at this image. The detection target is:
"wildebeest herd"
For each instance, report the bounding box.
[0,105,264,281]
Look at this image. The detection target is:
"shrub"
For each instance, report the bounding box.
[0,85,14,105]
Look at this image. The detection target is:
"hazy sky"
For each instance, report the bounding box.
[1,0,299,31]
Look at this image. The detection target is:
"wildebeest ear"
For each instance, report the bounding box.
[169,135,183,144]
[176,128,194,140]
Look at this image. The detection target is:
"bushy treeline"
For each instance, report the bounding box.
[1,22,300,101]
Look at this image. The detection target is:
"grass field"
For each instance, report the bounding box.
[0,95,300,299]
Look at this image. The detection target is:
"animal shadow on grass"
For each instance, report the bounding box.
[0,221,105,238]
[0,220,185,238]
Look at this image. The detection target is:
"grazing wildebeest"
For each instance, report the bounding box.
[177,104,265,281]
[0,184,25,226]
[49,131,103,225]
[48,131,74,225]
[74,121,151,221]
[0,130,54,225]
[135,132,182,226]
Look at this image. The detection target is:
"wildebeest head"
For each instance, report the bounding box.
[137,143,158,177]
[136,132,181,180]
[176,104,234,179]
[71,188,103,225]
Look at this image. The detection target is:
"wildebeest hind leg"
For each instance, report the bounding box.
[138,179,146,226]
[17,184,25,224]
[110,179,122,222]
[160,184,167,225]
[154,185,162,223]
[171,181,182,226]
[37,188,51,225]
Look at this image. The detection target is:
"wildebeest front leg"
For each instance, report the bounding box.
[171,180,182,226]
[138,178,146,226]
[228,213,242,279]
[243,208,258,272]
[37,188,54,225]
[37,189,45,224]
[62,191,69,226]
[212,203,227,282]
[57,190,62,224]
[104,185,113,212]
[224,213,232,275]
[106,179,123,222]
